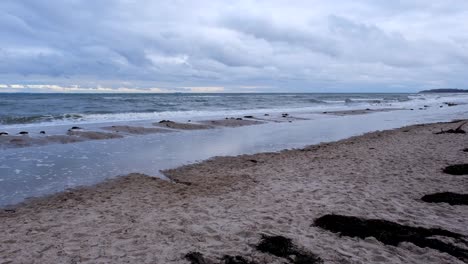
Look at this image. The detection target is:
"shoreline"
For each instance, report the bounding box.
[1,120,467,263]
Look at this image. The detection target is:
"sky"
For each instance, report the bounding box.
[0,0,467,93]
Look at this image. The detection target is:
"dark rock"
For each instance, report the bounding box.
[18,131,28,135]
[445,102,458,107]
[256,235,323,264]
[185,252,209,264]
[3,209,16,213]
[463,148,468,152]
[158,120,173,124]
[39,131,46,134]
[70,126,82,130]
[314,214,468,261]
[0,132,8,136]
[281,113,289,117]
[443,164,468,175]
[424,105,429,107]
[236,118,243,120]
[243,116,254,118]
[410,109,414,110]
[322,111,328,114]
[440,105,443,108]
[249,159,258,163]
[422,192,468,205]
[264,114,269,116]
[365,108,371,111]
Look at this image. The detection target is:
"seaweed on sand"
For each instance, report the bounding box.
[256,235,323,264]
[314,214,468,261]
[422,192,468,205]
[434,122,466,134]
[443,164,468,175]
[185,252,258,264]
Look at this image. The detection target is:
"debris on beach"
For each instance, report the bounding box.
[221,255,257,264]
[422,192,468,205]
[18,131,28,135]
[435,122,466,134]
[256,234,323,264]
[184,252,257,264]
[0,132,8,136]
[314,214,468,261]
[185,252,210,264]
[443,164,468,175]
[39,131,46,134]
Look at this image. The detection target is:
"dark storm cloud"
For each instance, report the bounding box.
[0,0,467,92]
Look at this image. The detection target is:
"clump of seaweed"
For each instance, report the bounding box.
[314,214,468,261]
[443,164,468,175]
[422,192,468,205]
[256,235,323,264]
[434,122,466,134]
[185,252,258,264]
[185,252,209,264]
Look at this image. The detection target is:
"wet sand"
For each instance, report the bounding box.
[153,120,213,130]
[102,125,172,135]
[199,118,265,127]
[1,121,467,263]
[323,108,404,116]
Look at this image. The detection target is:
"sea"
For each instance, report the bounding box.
[1,93,413,128]
[1,92,467,207]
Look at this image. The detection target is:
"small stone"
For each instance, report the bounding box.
[18,131,28,135]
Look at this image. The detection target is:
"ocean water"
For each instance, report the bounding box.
[0,92,467,207]
[0,93,411,128]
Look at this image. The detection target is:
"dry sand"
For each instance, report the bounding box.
[1,121,467,263]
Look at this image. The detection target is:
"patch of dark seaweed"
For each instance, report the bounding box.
[256,235,323,264]
[443,164,468,175]
[314,214,468,261]
[434,122,466,134]
[185,252,210,264]
[185,252,258,264]
[422,192,468,205]
[221,255,257,264]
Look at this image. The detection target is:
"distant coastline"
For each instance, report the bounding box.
[419,88,468,93]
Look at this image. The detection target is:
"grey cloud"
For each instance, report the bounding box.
[0,0,467,92]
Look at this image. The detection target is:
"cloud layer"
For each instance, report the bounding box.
[1,0,467,92]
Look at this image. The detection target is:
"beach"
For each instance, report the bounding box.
[1,120,467,263]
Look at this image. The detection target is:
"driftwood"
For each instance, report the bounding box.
[435,122,466,134]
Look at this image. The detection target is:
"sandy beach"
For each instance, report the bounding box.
[1,120,467,263]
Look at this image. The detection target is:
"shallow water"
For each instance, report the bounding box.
[0,94,467,207]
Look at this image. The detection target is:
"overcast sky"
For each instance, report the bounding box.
[1,0,467,93]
